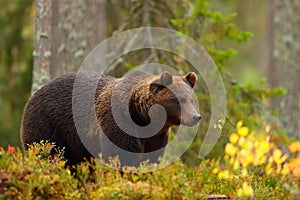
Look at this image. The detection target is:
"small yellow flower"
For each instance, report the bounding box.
[229,157,235,165]
[218,170,230,179]
[238,137,247,148]
[212,167,219,174]
[233,160,239,170]
[265,158,274,175]
[273,149,282,159]
[241,168,248,178]
[281,155,288,163]
[239,149,247,157]
[229,133,239,144]
[268,156,273,164]
[245,140,254,150]
[241,152,253,168]
[281,164,289,175]
[237,182,254,197]
[257,141,271,155]
[273,149,287,165]
[238,126,249,137]
[265,166,273,175]
[237,120,243,129]
[224,155,229,160]
[253,156,266,166]
[243,183,254,197]
[225,143,237,156]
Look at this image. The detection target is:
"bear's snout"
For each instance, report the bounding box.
[186,113,201,126]
[193,114,201,123]
[180,110,201,127]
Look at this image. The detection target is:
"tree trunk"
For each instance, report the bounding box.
[32,0,53,94]
[268,0,300,138]
[32,0,106,94]
[50,0,106,78]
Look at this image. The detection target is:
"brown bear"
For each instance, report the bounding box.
[21,71,200,167]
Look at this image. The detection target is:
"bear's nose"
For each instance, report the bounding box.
[193,114,201,122]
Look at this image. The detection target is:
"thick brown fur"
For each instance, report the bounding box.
[21,71,199,166]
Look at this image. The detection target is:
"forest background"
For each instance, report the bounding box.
[0,0,299,162]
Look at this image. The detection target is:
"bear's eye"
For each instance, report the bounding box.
[178,98,186,104]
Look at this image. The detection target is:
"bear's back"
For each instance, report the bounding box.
[21,72,115,165]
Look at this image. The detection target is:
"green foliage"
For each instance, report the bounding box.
[0,0,34,146]
[170,0,253,68]
[1,141,299,199]
[227,78,285,128]
[168,0,286,161]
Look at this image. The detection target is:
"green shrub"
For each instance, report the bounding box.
[0,137,299,199]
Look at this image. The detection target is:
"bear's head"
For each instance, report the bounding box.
[147,71,201,127]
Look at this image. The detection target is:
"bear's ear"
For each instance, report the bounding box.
[184,72,197,88]
[150,72,173,92]
[159,71,173,86]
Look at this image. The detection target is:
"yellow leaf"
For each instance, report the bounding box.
[242,153,253,168]
[237,182,254,197]
[225,143,237,156]
[229,133,239,144]
[224,155,229,160]
[288,141,300,153]
[237,120,243,129]
[259,141,271,153]
[243,182,254,197]
[281,164,289,175]
[218,170,230,179]
[233,160,239,170]
[265,162,273,175]
[245,141,253,150]
[212,167,219,174]
[256,156,266,166]
[241,168,248,178]
[238,137,246,148]
[273,149,283,165]
[281,155,288,163]
[238,127,249,137]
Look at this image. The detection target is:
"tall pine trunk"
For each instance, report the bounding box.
[32,0,106,94]
[268,0,300,138]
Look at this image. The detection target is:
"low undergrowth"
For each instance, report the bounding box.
[0,123,299,199]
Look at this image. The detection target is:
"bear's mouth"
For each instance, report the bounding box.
[180,115,201,127]
[180,120,199,127]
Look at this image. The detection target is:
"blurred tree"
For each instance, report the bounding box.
[31,0,52,94]
[0,0,34,146]
[268,0,300,138]
[32,0,106,94]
